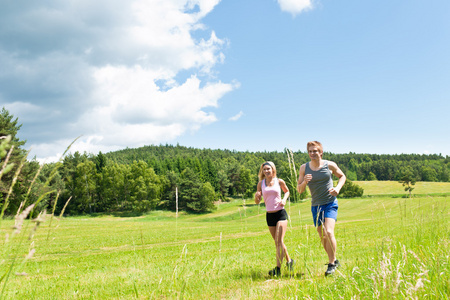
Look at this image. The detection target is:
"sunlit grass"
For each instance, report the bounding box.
[354,180,450,196]
[1,192,448,299]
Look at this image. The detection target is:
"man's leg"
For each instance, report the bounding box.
[318,217,336,264]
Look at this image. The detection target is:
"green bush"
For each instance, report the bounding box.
[339,180,364,198]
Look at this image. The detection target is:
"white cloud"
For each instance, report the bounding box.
[229,111,244,121]
[0,0,237,161]
[277,0,313,15]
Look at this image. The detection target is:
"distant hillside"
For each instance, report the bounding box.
[18,144,448,216]
[104,144,450,182]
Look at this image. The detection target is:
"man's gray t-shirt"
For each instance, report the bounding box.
[305,160,336,206]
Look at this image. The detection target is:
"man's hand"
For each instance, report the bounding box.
[328,187,340,197]
[304,174,312,184]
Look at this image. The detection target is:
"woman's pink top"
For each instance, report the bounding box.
[261,178,283,212]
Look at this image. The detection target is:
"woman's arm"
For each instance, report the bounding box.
[278,178,290,206]
[255,181,262,204]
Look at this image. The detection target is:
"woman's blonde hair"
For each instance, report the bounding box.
[258,161,277,181]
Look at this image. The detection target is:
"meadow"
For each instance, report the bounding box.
[1,182,449,299]
[354,181,450,196]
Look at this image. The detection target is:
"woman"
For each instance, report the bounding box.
[255,161,294,276]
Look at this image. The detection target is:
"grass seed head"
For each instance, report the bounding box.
[13,204,35,234]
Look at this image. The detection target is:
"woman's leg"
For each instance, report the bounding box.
[268,226,280,267]
[269,220,290,267]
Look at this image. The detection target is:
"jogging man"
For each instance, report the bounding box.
[297,141,346,276]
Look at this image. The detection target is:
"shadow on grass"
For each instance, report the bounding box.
[233,269,305,281]
[238,203,264,208]
[61,211,146,218]
[110,211,145,218]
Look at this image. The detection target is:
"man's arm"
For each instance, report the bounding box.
[328,161,346,196]
[297,164,308,193]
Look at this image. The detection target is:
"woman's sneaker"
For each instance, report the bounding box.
[269,266,281,277]
[286,259,295,271]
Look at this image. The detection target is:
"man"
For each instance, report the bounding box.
[297,141,346,276]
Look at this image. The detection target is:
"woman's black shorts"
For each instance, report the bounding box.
[266,209,288,227]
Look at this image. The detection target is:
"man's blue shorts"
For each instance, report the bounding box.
[311,199,338,227]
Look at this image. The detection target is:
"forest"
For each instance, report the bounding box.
[1,107,449,216]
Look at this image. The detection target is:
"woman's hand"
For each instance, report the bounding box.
[255,191,262,204]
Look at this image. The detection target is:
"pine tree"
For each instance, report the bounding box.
[0,107,34,214]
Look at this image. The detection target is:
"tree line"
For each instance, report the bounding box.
[1,107,449,216]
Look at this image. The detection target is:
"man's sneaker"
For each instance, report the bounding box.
[269,266,281,277]
[325,263,337,276]
[334,259,340,268]
[286,259,295,271]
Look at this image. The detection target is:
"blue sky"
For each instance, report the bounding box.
[1,0,449,161]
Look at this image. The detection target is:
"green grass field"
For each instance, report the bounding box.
[354,180,450,196]
[1,182,449,299]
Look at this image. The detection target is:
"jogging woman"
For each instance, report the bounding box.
[255,161,294,276]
